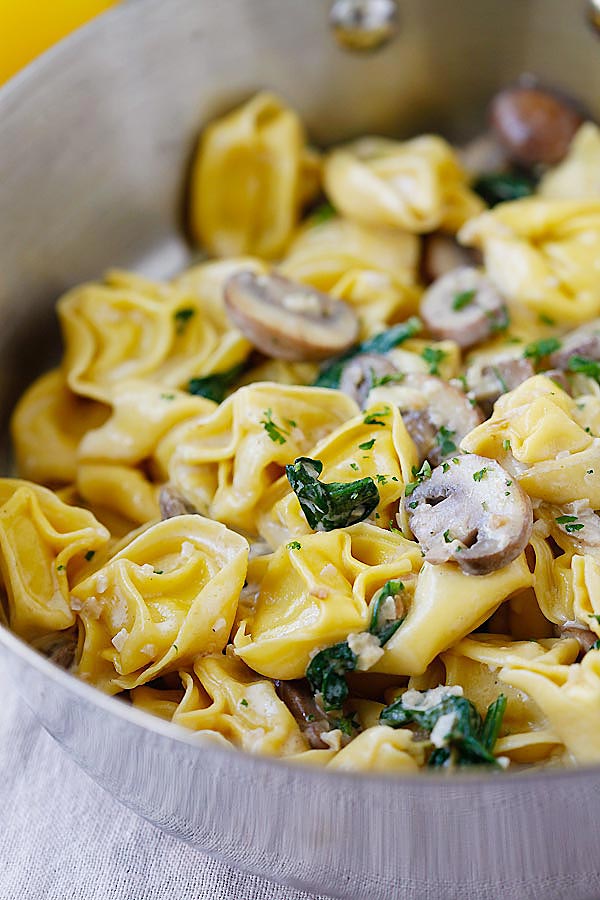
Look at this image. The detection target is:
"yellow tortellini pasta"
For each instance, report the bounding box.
[164,383,359,533]
[460,199,600,325]
[188,92,321,259]
[324,135,484,233]
[9,91,600,776]
[0,480,110,641]
[539,123,600,201]
[74,515,248,693]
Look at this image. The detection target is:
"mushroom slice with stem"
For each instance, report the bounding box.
[490,85,583,168]
[420,267,508,349]
[339,353,400,409]
[404,454,533,576]
[159,483,199,519]
[556,622,598,658]
[275,679,331,749]
[368,374,483,467]
[224,270,359,361]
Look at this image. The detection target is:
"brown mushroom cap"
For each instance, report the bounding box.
[339,353,399,409]
[405,454,533,576]
[556,623,598,657]
[224,270,359,361]
[490,86,583,167]
[420,267,508,349]
[368,374,483,466]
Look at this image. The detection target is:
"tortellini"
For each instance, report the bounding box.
[8,91,600,775]
[0,480,109,640]
[188,92,321,259]
[460,199,600,325]
[324,135,484,233]
[74,515,248,693]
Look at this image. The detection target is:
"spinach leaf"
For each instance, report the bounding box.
[380,691,506,768]
[314,317,422,389]
[286,457,380,531]
[368,580,405,645]
[306,642,357,710]
[567,356,600,383]
[474,172,536,207]
[188,363,246,403]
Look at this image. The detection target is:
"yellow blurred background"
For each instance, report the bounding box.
[0,0,118,85]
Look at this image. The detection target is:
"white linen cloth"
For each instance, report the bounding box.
[0,659,331,900]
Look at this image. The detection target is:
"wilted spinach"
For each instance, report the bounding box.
[306,642,357,710]
[187,362,246,403]
[286,457,380,531]
[368,580,405,645]
[473,172,536,207]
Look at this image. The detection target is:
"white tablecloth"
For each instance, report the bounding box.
[0,661,330,900]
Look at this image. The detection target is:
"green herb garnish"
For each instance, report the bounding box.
[286,541,302,550]
[261,408,290,444]
[421,346,447,376]
[436,425,457,458]
[314,318,422,389]
[240,698,249,707]
[472,467,488,482]
[359,439,375,451]
[369,580,405,645]
[363,407,390,426]
[84,550,95,562]
[286,457,380,532]
[523,337,562,367]
[502,439,512,451]
[567,356,600,383]
[188,362,245,403]
[309,201,336,225]
[452,289,476,311]
[405,460,432,496]
[174,307,196,334]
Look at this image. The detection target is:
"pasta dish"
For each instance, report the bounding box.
[4,83,600,773]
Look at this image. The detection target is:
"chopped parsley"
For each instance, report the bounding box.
[567,356,600,383]
[240,698,249,707]
[555,514,584,533]
[523,337,561,367]
[405,460,432,496]
[442,461,450,473]
[452,289,476,311]
[153,569,164,575]
[472,467,488,482]
[286,541,302,550]
[375,474,388,485]
[538,313,556,326]
[84,550,95,562]
[363,407,390,426]
[56,564,66,572]
[174,307,196,334]
[261,408,292,444]
[371,371,405,388]
[349,462,359,471]
[359,439,375,451]
[421,346,447,376]
[286,457,380,532]
[188,362,246,403]
[435,425,457,457]
[443,529,453,543]
[502,439,512,451]
[314,317,422,389]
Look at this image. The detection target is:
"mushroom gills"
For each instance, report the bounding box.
[405,454,533,576]
[224,270,359,361]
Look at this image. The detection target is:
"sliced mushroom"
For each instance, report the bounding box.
[368,374,483,466]
[552,501,600,548]
[420,267,508,349]
[405,454,533,576]
[490,86,583,167]
[339,353,399,409]
[159,484,198,519]
[541,369,571,394]
[224,270,359,362]
[546,320,600,370]
[465,355,535,417]
[421,234,479,284]
[275,679,331,749]
[556,622,598,657]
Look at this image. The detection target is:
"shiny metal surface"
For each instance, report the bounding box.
[330,0,400,52]
[1,1,600,897]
